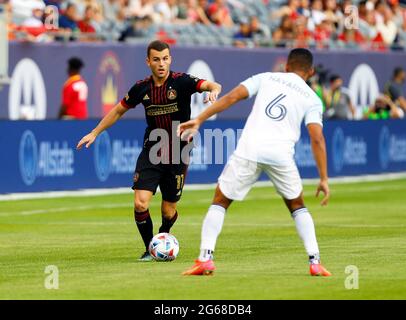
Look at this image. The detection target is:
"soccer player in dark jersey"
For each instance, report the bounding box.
[77,40,222,261]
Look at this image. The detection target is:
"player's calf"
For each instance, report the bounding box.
[159,211,178,233]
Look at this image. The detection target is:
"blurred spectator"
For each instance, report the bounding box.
[100,0,121,23]
[294,14,313,47]
[272,15,295,47]
[207,0,234,27]
[195,0,212,25]
[155,0,176,23]
[119,15,152,41]
[233,18,252,47]
[59,57,88,120]
[21,2,45,28]
[363,94,404,119]
[100,0,126,40]
[388,0,405,28]
[10,0,45,24]
[324,0,342,27]
[272,0,300,20]
[43,0,62,10]
[313,19,335,48]
[376,4,398,45]
[298,0,311,18]
[4,0,406,49]
[384,67,406,111]
[308,0,326,31]
[128,0,161,22]
[396,15,406,47]
[77,5,96,34]
[324,74,356,120]
[338,26,366,48]
[308,63,329,111]
[359,6,379,41]
[19,2,53,42]
[250,16,271,44]
[59,2,78,31]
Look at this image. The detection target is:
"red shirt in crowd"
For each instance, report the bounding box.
[77,21,96,33]
[62,75,88,119]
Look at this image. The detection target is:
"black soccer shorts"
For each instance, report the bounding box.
[131,149,188,203]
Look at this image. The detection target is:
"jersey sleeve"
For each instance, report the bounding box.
[305,99,324,127]
[240,73,269,98]
[180,73,206,94]
[121,82,143,109]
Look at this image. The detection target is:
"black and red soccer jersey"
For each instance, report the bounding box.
[121,71,205,162]
[121,71,204,132]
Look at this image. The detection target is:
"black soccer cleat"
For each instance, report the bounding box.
[138,251,153,262]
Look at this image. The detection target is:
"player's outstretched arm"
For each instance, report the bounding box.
[178,84,249,139]
[199,80,222,103]
[307,123,330,206]
[76,102,128,150]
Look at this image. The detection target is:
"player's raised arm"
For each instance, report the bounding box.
[198,80,222,103]
[178,84,249,138]
[307,123,330,206]
[76,102,128,150]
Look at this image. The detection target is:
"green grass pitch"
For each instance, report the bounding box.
[0,179,405,300]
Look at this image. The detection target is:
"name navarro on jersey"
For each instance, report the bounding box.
[146,103,179,116]
[268,74,310,98]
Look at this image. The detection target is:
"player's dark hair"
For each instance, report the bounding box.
[147,40,170,57]
[329,74,341,83]
[68,57,84,73]
[287,48,313,72]
[393,67,404,78]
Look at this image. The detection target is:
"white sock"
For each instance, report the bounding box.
[199,204,226,261]
[291,207,320,262]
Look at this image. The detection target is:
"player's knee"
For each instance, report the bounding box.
[284,194,305,213]
[212,185,232,209]
[134,199,149,212]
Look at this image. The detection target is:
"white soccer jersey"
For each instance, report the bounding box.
[234,72,323,165]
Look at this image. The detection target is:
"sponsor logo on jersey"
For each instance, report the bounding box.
[167,88,177,100]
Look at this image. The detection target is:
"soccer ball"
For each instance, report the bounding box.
[148,233,179,261]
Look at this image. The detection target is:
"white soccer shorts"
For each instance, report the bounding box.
[218,154,303,201]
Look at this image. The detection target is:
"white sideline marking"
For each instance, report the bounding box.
[0,219,403,229]
[0,172,405,202]
[0,182,403,217]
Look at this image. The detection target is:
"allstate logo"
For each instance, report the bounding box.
[332,128,345,172]
[379,127,390,169]
[94,131,112,181]
[265,93,287,121]
[19,130,38,185]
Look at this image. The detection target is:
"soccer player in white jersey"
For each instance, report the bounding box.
[179,48,331,276]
